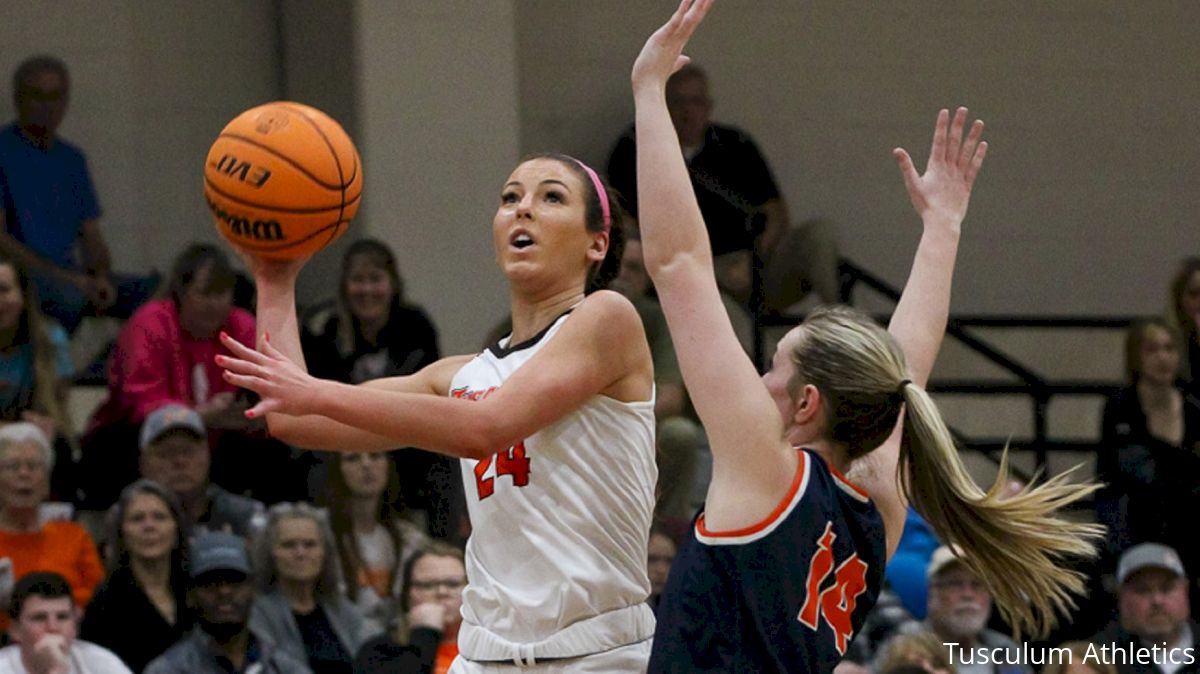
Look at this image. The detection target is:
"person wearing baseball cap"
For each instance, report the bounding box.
[1091,543,1198,674]
[143,531,311,674]
[132,404,264,540]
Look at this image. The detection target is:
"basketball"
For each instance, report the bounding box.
[204,101,363,260]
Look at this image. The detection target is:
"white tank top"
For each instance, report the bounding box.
[449,310,657,647]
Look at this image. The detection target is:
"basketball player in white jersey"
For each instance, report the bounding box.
[218,154,657,671]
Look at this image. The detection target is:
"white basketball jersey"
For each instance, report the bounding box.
[449,311,657,646]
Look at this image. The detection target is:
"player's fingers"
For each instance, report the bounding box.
[946,107,967,164]
[222,369,265,393]
[893,148,920,194]
[964,141,988,186]
[220,332,265,363]
[959,119,985,170]
[927,109,949,170]
[244,398,279,419]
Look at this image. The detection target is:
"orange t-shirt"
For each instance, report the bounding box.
[0,521,104,632]
[434,641,459,674]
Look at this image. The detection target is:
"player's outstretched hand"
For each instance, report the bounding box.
[217,331,320,418]
[631,0,714,93]
[893,107,988,231]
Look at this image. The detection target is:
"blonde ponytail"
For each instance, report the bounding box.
[899,383,1104,638]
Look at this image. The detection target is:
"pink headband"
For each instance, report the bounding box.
[570,158,612,233]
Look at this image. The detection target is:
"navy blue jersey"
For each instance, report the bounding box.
[649,448,885,673]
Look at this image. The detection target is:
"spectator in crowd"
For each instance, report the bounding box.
[353,542,465,674]
[0,572,130,674]
[249,503,366,674]
[907,545,1031,674]
[1169,257,1200,393]
[0,55,155,334]
[1039,641,1118,674]
[0,255,75,501]
[129,404,265,539]
[78,243,262,506]
[301,239,458,538]
[0,423,102,633]
[324,452,428,636]
[1098,319,1200,572]
[80,480,189,673]
[144,530,312,674]
[646,526,677,613]
[606,62,840,313]
[84,243,300,505]
[1091,543,1200,674]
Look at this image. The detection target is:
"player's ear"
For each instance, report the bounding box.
[793,384,822,426]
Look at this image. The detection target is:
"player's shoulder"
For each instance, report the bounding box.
[571,291,646,344]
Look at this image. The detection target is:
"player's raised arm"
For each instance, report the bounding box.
[630,0,797,525]
[848,107,986,552]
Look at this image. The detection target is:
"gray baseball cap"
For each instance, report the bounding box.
[140,404,206,450]
[1117,542,1186,585]
[189,531,251,579]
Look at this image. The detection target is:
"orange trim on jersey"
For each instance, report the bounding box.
[827,462,870,500]
[696,451,807,538]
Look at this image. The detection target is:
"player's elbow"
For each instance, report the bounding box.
[456,413,515,461]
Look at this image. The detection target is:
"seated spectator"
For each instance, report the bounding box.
[144,530,312,674]
[353,542,465,674]
[0,572,130,674]
[0,256,75,501]
[80,243,295,507]
[606,63,841,313]
[0,424,102,633]
[1098,319,1200,572]
[325,452,428,636]
[301,239,458,538]
[897,545,1032,674]
[1040,641,1118,674]
[0,55,156,336]
[80,480,189,672]
[1090,543,1199,674]
[249,503,366,674]
[1168,257,1200,393]
[876,630,956,674]
[647,525,677,613]
[129,404,265,539]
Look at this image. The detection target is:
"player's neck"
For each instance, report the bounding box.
[508,288,584,345]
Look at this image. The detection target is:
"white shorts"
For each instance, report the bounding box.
[447,639,652,674]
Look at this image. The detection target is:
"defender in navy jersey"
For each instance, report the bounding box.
[633,2,1101,670]
[653,449,884,672]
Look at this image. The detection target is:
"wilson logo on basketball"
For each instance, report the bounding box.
[206,198,285,242]
[210,154,272,188]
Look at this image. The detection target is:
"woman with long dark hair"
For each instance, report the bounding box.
[324,451,428,635]
[81,479,190,672]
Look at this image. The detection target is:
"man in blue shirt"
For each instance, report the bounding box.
[0,55,153,333]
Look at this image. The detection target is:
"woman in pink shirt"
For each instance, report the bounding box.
[80,243,261,508]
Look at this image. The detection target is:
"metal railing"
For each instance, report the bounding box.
[755,259,1140,478]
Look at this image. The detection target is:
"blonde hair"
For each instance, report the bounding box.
[789,306,1103,638]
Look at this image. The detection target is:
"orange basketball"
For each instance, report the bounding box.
[204,101,362,260]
